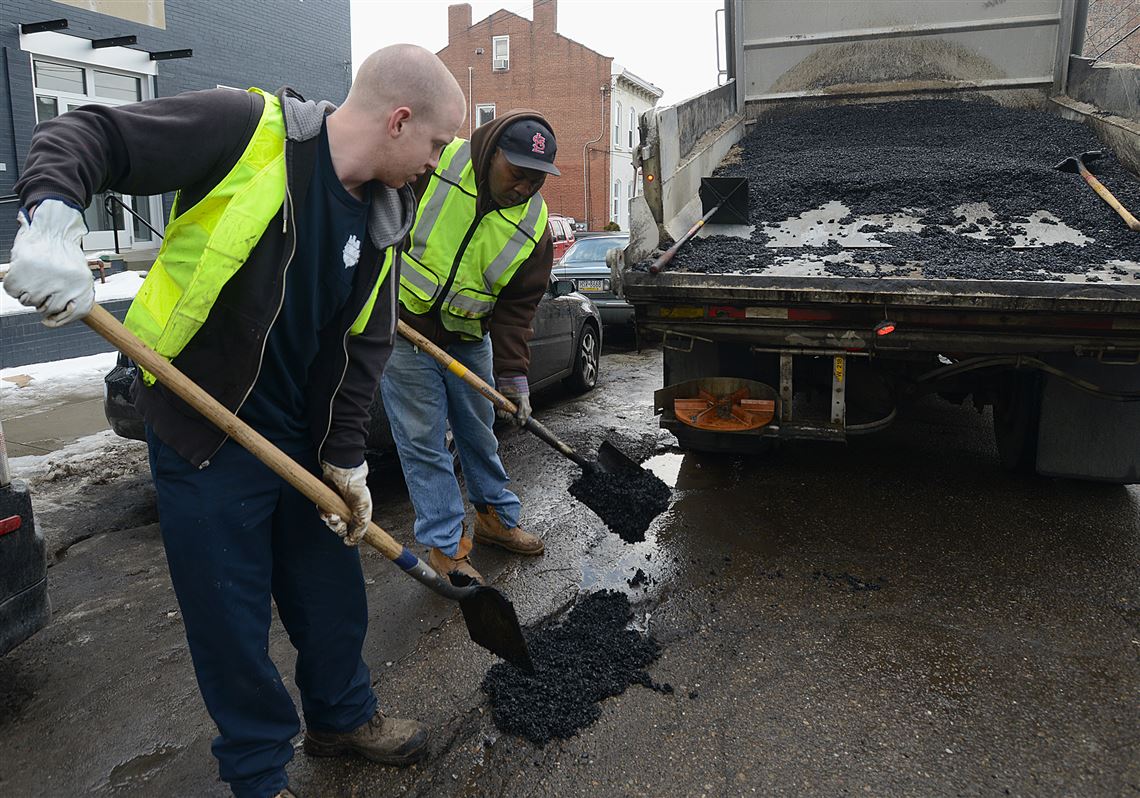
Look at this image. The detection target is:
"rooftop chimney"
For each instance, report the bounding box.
[448,3,472,42]
[533,0,557,32]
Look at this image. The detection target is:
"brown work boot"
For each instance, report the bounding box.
[428,533,485,584]
[473,506,544,555]
[303,709,429,766]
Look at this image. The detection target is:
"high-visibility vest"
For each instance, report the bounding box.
[124,87,390,384]
[399,137,548,340]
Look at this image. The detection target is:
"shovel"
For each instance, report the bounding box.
[649,176,749,275]
[396,321,671,542]
[83,304,534,673]
[1055,150,1140,232]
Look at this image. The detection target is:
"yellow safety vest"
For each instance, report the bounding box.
[399,137,548,340]
[125,87,389,383]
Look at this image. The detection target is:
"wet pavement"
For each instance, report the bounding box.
[1,335,1137,796]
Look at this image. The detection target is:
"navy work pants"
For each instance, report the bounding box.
[147,429,377,798]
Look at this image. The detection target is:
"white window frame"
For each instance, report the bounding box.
[613,179,621,220]
[613,101,622,146]
[475,103,496,127]
[629,107,636,148]
[492,35,510,71]
[30,54,164,251]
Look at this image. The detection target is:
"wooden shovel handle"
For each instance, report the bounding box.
[1077,161,1140,232]
[83,304,404,560]
[397,320,517,413]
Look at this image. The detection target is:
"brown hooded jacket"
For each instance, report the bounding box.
[401,109,556,378]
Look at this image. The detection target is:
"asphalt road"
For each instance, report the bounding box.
[1,338,1137,797]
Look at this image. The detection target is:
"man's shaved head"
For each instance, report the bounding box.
[347,44,466,125]
[328,43,467,190]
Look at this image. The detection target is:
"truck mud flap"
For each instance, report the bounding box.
[1035,355,1140,484]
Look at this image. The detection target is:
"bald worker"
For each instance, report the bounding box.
[4,45,467,798]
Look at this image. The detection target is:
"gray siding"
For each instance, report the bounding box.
[0,0,352,262]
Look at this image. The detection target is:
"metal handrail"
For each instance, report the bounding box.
[104,194,162,252]
[0,194,162,254]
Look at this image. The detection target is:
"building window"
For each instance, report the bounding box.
[492,35,509,71]
[32,57,158,250]
[475,104,496,127]
[614,101,622,146]
[628,180,635,200]
[613,179,621,219]
[629,107,636,148]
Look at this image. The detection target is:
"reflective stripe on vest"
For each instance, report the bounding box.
[399,137,548,340]
[124,88,391,384]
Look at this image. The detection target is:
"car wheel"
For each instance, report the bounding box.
[564,321,599,394]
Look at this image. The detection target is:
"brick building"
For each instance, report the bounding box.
[1083,0,1140,63]
[0,0,352,262]
[438,0,660,231]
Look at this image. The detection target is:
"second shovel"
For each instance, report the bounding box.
[397,321,671,542]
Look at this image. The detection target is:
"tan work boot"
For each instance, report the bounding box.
[303,709,429,766]
[273,790,297,798]
[473,506,544,555]
[428,533,484,584]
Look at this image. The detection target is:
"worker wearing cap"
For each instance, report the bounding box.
[381,111,560,584]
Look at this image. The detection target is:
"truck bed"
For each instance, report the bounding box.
[627,99,1140,317]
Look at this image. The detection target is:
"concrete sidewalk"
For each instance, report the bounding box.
[3,394,110,459]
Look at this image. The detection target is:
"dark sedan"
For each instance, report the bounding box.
[552,234,632,326]
[0,437,50,657]
[104,277,602,456]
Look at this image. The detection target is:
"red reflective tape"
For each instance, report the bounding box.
[0,515,22,536]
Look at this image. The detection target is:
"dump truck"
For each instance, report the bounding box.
[614,0,1140,483]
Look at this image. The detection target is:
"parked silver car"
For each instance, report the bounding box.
[552,234,632,326]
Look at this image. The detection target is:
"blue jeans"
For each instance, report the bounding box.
[381,334,520,555]
[147,429,377,798]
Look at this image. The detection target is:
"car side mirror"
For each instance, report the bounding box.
[551,278,576,297]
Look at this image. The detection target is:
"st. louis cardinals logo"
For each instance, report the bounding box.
[531,132,546,154]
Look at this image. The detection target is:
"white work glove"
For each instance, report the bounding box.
[320,461,372,546]
[4,200,94,328]
[496,375,531,427]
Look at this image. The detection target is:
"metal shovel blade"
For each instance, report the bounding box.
[569,441,672,544]
[451,574,534,673]
[597,440,645,474]
[700,177,750,225]
[1055,149,1105,173]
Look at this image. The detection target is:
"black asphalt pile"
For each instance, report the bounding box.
[569,462,671,543]
[481,591,665,745]
[643,99,1140,280]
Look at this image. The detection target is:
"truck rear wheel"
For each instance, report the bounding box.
[992,370,1043,475]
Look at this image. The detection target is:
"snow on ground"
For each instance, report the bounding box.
[1,352,117,419]
[0,270,145,317]
[6,429,137,481]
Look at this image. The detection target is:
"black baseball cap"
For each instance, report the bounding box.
[498,119,560,176]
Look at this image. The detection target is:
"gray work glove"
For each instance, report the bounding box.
[4,200,95,327]
[496,375,531,427]
[320,461,372,545]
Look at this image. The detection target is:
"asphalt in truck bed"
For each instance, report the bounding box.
[651,100,1140,282]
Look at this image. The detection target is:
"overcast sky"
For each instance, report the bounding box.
[349,0,725,107]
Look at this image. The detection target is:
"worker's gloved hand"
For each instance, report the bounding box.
[4,200,94,328]
[320,461,372,545]
[496,375,531,427]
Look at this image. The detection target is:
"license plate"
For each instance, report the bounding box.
[577,279,606,292]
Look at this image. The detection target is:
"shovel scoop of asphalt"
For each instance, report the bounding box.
[568,442,672,543]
